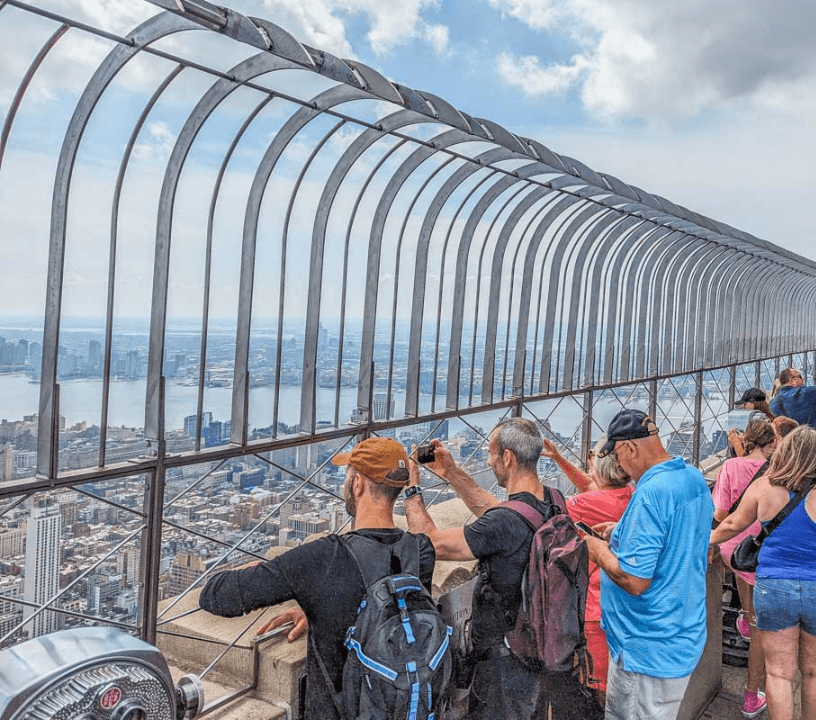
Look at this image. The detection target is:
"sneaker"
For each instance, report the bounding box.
[742,691,766,718]
[736,610,751,639]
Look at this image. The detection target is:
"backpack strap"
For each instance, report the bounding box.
[342,532,422,589]
[497,486,564,531]
[500,499,546,531]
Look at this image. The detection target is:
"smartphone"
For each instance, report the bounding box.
[415,444,436,464]
[575,521,604,540]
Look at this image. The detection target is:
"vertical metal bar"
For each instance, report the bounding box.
[754,360,761,388]
[693,371,703,466]
[101,64,185,466]
[582,390,593,471]
[728,365,736,408]
[39,14,194,476]
[649,378,658,420]
[445,170,536,409]
[139,378,166,644]
[196,96,273,450]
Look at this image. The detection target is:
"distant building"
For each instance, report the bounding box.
[23,497,63,638]
[169,552,207,597]
[88,339,102,373]
[0,527,25,559]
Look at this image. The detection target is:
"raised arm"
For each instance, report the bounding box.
[404,453,477,562]
[421,440,500,517]
[541,438,596,493]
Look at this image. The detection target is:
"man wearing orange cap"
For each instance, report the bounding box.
[199,437,436,720]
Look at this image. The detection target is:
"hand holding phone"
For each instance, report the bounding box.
[575,521,605,540]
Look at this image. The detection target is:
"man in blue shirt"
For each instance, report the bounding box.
[583,410,713,720]
[770,367,816,426]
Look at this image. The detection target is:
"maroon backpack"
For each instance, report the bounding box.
[500,488,591,676]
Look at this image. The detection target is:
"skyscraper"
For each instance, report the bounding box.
[23,497,62,638]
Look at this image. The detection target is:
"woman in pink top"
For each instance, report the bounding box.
[712,418,777,718]
[543,435,633,702]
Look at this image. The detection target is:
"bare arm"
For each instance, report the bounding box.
[584,535,651,596]
[709,481,760,546]
[423,440,499,517]
[404,455,476,561]
[541,438,596,493]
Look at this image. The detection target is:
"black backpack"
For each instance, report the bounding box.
[314,532,453,720]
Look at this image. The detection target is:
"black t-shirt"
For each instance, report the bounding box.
[199,528,435,719]
[463,492,552,652]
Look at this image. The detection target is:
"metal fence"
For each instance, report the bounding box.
[1,0,815,654]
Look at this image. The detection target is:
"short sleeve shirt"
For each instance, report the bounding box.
[600,457,713,678]
[770,385,816,426]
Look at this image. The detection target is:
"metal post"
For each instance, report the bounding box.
[649,378,658,420]
[693,371,703,466]
[728,365,736,408]
[582,390,593,471]
[139,378,166,645]
[754,361,761,388]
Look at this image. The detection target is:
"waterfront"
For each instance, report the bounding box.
[0,372,729,442]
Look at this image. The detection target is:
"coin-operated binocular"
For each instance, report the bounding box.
[0,628,205,720]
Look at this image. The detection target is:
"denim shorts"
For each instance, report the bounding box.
[754,577,816,634]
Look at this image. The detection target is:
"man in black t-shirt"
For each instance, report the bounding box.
[405,417,557,719]
[199,437,435,720]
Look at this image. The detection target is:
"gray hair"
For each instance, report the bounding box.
[592,434,630,488]
[493,417,543,471]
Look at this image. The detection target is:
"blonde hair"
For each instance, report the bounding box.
[764,425,816,492]
[592,434,630,488]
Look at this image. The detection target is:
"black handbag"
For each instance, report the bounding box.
[730,486,808,572]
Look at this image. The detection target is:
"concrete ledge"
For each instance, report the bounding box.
[168,665,288,720]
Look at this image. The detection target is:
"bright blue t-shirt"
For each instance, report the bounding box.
[769,385,816,426]
[600,456,713,678]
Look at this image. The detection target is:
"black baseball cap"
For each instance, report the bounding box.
[597,409,659,458]
[735,387,766,406]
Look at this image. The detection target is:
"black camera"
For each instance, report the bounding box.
[416,444,436,464]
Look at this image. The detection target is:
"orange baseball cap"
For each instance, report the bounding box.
[331,437,410,487]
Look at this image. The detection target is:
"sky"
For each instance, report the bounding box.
[1,0,815,321]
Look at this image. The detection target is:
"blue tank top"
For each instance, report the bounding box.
[757,491,816,580]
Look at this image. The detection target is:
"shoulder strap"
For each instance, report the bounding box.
[756,483,811,543]
[342,532,421,588]
[728,459,770,515]
[498,486,563,531]
[500,499,546,532]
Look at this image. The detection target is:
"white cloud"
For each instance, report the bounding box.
[133,122,176,162]
[493,0,816,123]
[259,0,448,58]
[423,22,450,56]
[488,0,560,31]
[497,52,588,96]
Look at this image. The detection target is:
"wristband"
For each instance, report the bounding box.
[404,486,423,501]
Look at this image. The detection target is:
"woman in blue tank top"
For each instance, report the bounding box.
[710,425,816,720]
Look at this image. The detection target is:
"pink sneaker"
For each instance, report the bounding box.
[736,610,751,639]
[742,691,766,717]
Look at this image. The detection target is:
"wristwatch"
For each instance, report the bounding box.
[404,486,423,501]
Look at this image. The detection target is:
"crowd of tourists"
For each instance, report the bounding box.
[198,367,816,720]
